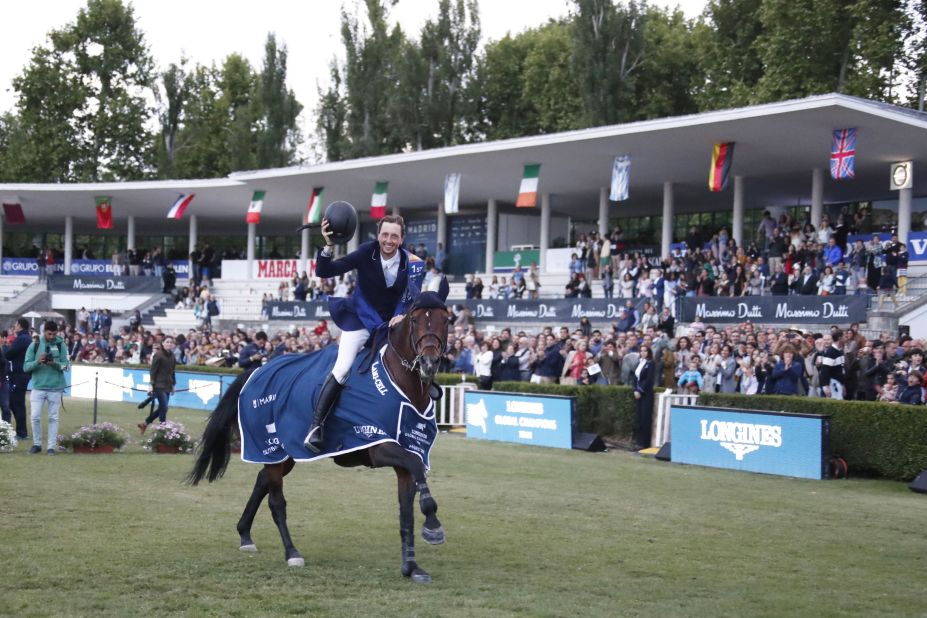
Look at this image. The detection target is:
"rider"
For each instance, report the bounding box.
[304,213,427,453]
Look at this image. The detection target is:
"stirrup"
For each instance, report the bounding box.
[304,425,323,453]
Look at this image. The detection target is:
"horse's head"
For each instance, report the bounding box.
[394,292,450,381]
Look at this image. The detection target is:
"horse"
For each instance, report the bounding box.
[188,295,451,583]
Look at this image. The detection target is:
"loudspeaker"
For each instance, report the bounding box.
[572,433,606,452]
[909,469,927,493]
[655,442,671,461]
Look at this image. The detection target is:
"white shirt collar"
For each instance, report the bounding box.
[381,251,400,268]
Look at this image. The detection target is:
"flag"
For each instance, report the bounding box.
[246,190,265,224]
[610,155,631,201]
[166,194,195,219]
[444,173,461,214]
[708,142,735,192]
[306,187,324,224]
[2,202,25,225]
[831,128,857,181]
[516,164,540,208]
[95,196,113,229]
[371,181,388,220]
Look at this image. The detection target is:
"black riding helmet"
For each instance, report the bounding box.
[324,201,358,244]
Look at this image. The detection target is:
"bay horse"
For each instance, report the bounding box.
[188,295,451,583]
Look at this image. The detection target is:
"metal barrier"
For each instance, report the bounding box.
[653,389,697,447]
[436,383,476,427]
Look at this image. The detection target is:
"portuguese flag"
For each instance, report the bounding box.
[95,196,113,229]
[708,142,734,192]
[371,181,388,220]
[246,190,265,224]
[516,164,540,208]
[306,187,324,224]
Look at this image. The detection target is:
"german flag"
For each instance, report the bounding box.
[708,142,734,192]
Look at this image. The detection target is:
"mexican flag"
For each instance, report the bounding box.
[246,190,265,224]
[167,194,195,219]
[95,196,113,229]
[516,164,540,208]
[306,187,324,224]
[371,181,388,220]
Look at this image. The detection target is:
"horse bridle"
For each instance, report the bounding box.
[387,307,449,379]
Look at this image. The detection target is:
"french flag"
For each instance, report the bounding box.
[167,194,195,219]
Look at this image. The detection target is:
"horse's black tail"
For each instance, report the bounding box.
[187,368,255,486]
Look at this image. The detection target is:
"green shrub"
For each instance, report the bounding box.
[699,393,927,481]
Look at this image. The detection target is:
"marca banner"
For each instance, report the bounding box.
[464,390,574,450]
[47,276,163,294]
[678,296,868,324]
[2,258,189,279]
[848,231,927,262]
[220,259,316,279]
[670,405,830,479]
[263,301,332,321]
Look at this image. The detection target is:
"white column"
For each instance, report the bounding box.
[540,193,551,274]
[300,226,310,276]
[437,203,447,252]
[347,225,359,253]
[811,168,824,227]
[661,182,674,258]
[188,214,198,280]
[127,216,136,251]
[899,187,913,243]
[391,206,401,216]
[64,216,73,275]
[733,176,745,248]
[485,198,497,274]
[598,187,609,238]
[246,222,256,279]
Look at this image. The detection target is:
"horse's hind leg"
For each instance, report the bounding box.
[265,460,304,567]
[237,466,272,552]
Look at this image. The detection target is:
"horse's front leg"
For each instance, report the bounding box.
[417,479,444,546]
[265,460,304,567]
[395,467,431,583]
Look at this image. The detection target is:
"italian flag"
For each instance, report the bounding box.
[306,187,324,224]
[246,190,265,224]
[95,196,113,229]
[516,164,540,208]
[167,194,195,219]
[371,181,388,220]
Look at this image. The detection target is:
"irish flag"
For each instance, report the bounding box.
[167,194,195,219]
[246,190,265,224]
[516,164,540,208]
[371,181,388,220]
[306,187,324,224]
[95,196,113,229]
[708,142,734,192]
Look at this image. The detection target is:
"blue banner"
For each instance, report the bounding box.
[65,365,230,411]
[848,231,927,262]
[2,258,190,278]
[464,390,573,449]
[670,405,830,480]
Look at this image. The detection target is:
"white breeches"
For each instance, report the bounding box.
[332,328,370,383]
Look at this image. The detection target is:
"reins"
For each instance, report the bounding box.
[386,308,449,381]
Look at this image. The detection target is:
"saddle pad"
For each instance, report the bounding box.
[238,345,437,468]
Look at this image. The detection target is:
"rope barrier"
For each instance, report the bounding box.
[100,379,222,393]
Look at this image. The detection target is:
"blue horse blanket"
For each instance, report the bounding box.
[238,345,437,468]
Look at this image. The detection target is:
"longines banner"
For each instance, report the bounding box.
[679,296,868,324]
[47,276,163,294]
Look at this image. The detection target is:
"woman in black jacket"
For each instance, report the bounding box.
[629,345,655,449]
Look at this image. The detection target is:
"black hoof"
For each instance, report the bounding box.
[402,565,432,583]
[422,526,445,545]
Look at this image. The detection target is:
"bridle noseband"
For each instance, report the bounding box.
[387,307,449,380]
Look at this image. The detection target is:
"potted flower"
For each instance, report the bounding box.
[59,422,128,453]
[145,420,196,454]
[0,420,18,453]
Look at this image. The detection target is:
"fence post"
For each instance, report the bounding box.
[92,371,99,424]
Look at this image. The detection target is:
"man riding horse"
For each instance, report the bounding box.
[304,205,442,454]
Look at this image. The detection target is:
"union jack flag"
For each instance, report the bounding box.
[830,128,857,180]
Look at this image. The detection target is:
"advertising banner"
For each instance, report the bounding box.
[670,405,830,479]
[47,276,163,294]
[464,390,573,449]
[678,295,868,324]
[66,365,230,411]
[848,231,927,262]
[493,249,540,272]
[262,301,331,320]
[220,259,316,279]
[1,258,189,279]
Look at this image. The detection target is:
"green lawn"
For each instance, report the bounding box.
[1,399,925,617]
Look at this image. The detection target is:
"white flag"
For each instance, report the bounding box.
[444,173,461,214]
[610,155,631,201]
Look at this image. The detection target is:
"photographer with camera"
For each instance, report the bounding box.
[23,321,69,454]
[138,337,177,435]
[238,331,268,370]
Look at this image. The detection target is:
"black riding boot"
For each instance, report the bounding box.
[304,373,345,454]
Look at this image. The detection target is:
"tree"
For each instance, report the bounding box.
[256,33,303,169]
[155,60,192,179]
[632,6,700,119]
[520,22,585,133]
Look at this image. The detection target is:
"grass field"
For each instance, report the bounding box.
[1,399,926,617]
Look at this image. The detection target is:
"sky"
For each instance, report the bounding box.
[1,0,708,144]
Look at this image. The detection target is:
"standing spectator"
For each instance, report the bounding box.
[818,331,847,400]
[499,345,521,382]
[200,243,216,281]
[897,371,923,405]
[24,321,69,454]
[768,347,805,395]
[877,267,896,309]
[4,318,32,440]
[138,337,177,435]
[532,335,564,383]
[475,341,494,390]
[36,250,47,280]
[630,345,655,449]
[127,248,141,276]
[434,242,446,272]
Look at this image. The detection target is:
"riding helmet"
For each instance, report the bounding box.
[324,201,358,244]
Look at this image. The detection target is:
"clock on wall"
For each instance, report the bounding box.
[890,161,913,190]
